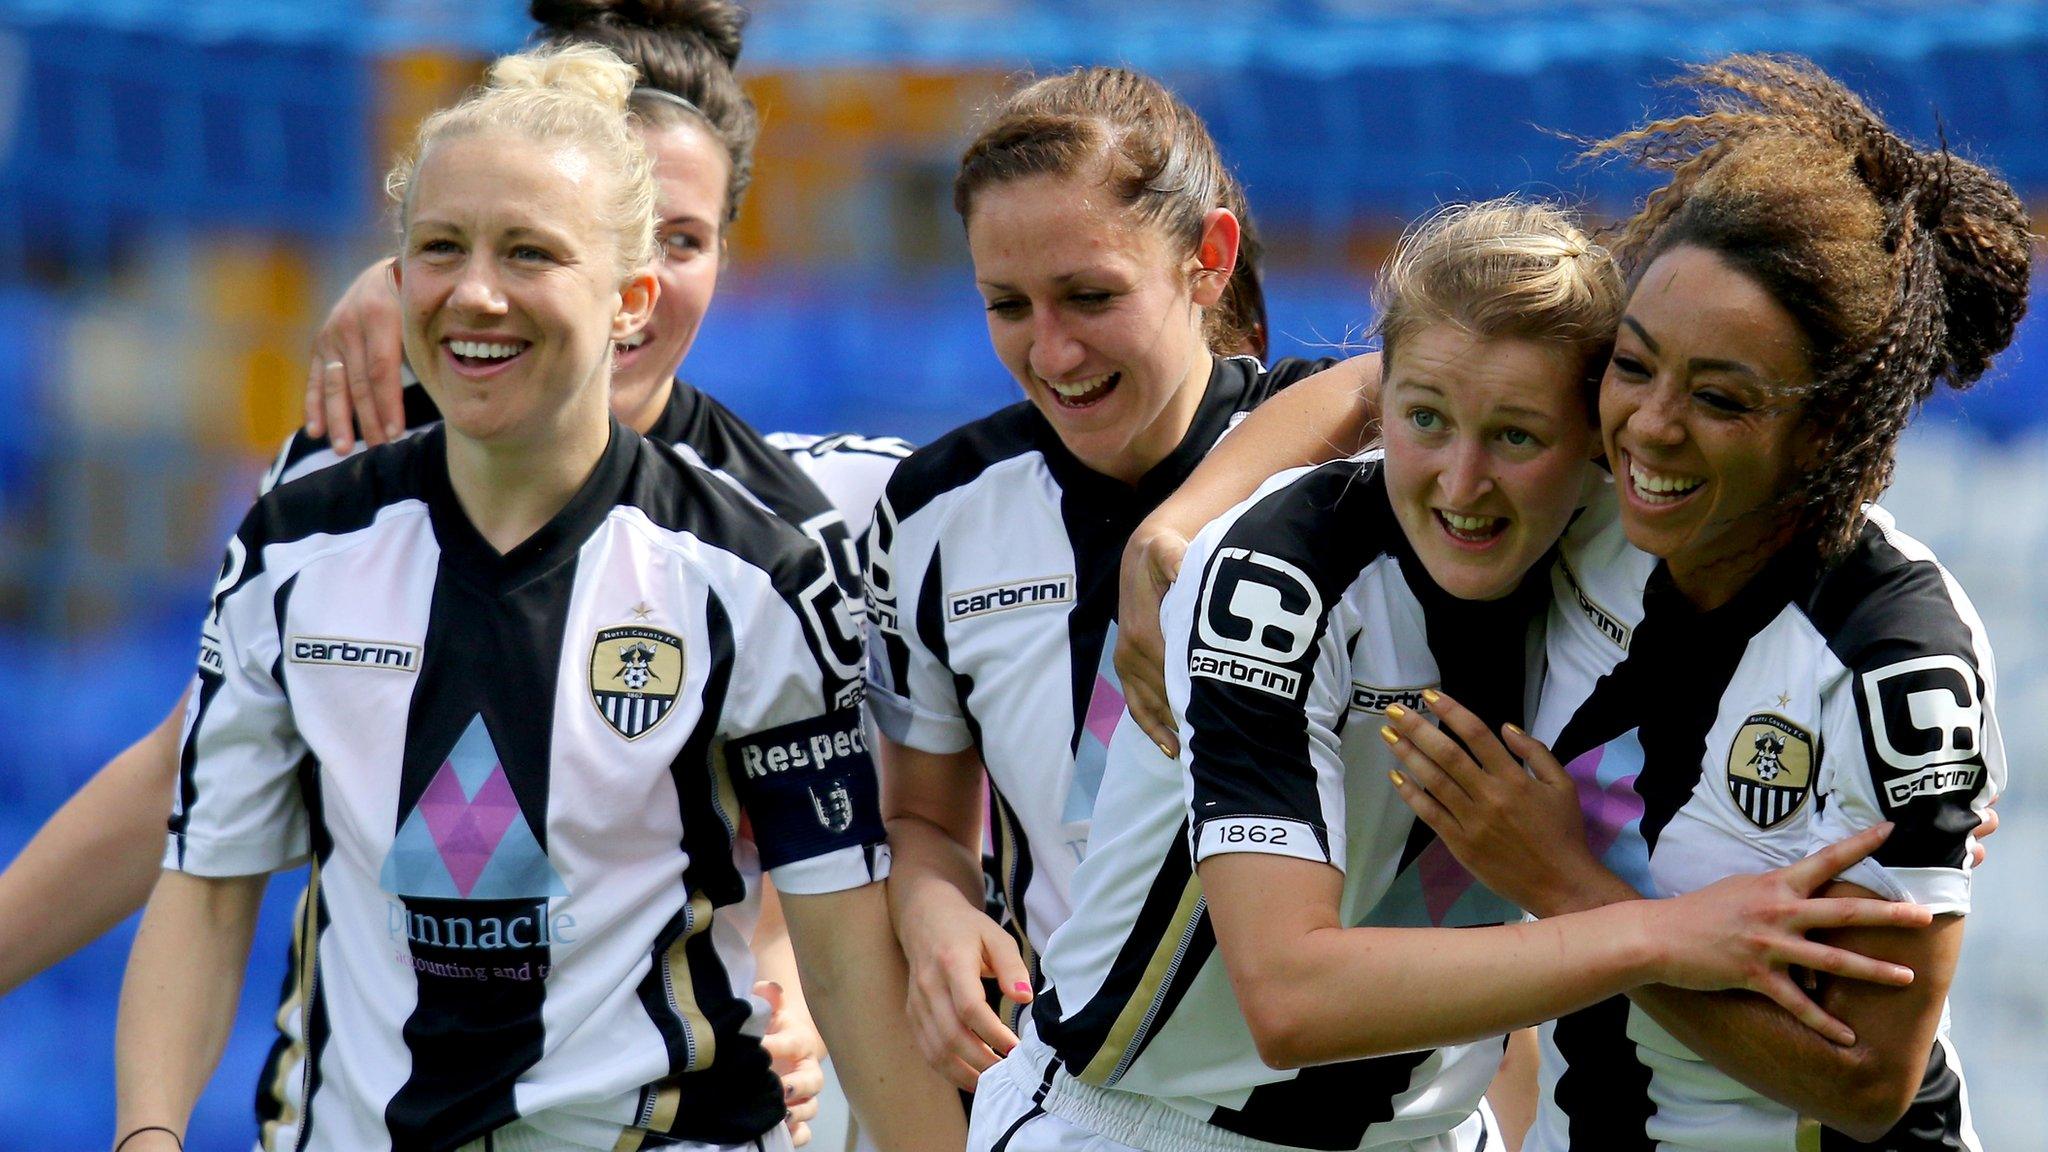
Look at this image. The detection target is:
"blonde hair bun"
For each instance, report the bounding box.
[384,43,659,273]
[485,41,638,110]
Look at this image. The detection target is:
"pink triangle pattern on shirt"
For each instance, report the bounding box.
[1085,671,1126,747]
[1564,742,1645,863]
[1418,838,1478,926]
[417,757,522,899]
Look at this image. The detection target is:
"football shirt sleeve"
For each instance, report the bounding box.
[1808,569,2000,916]
[1171,512,1354,871]
[861,494,973,753]
[170,516,313,876]
[718,550,888,897]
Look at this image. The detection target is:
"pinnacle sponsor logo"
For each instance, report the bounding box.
[1350,683,1434,715]
[288,635,421,672]
[589,625,684,740]
[945,575,1075,621]
[386,898,577,951]
[734,717,871,780]
[1558,557,1630,651]
[1884,763,1983,806]
[1725,713,1814,829]
[1190,647,1300,698]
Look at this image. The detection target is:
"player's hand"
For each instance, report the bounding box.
[1382,690,1599,917]
[305,257,406,454]
[1644,824,1934,1046]
[1116,521,1190,757]
[1969,798,1998,869]
[755,980,826,1145]
[894,888,1030,1090]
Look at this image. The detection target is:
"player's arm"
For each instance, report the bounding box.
[303,256,406,453]
[1118,354,1381,754]
[1625,898,1959,1141]
[0,693,187,996]
[113,869,266,1150]
[862,491,1028,1087]
[1486,1029,1539,1152]
[723,550,966,1152]
[879,733,1028,1088]
[1205,826,1926,1069]
[781,883,969,1152]
[752,878,825,1145]
[1383,688,1969,1138]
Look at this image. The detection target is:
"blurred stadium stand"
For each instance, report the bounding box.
[0,2,2042,1147]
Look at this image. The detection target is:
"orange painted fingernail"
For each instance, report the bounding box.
[1379,725,1400,746]
[1422,688,1441,705]
[1389,769,1407,787]
[1385,703,1407,720]
[1504,723,1525,737]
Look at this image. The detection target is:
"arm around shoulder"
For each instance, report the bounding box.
[0,694,189,996]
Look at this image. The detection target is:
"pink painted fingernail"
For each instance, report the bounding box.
[1014,981,1031,994]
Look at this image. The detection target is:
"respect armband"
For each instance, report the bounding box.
[727,710,884,870]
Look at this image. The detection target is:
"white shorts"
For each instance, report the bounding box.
[969,1042,1495,1152]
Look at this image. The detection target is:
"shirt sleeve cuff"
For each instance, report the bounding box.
[163,832,307,877]
[865,680,972,754]
[1190,816,1342,870]
[767,842,891,896]
[1834,859,1971,916]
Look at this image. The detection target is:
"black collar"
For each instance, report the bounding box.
[421,419,640,591]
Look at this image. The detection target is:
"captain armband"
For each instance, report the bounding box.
[727,709,884,869]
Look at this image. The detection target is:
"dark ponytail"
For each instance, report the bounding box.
[530,0,759,225]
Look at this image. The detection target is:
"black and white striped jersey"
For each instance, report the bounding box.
[763,431,915,545]
[179,422,885,1152]
[252,381,909,1150]
[1025,456,1529,1152]
[1526,493,1998,1152]
[863,356,1332,989]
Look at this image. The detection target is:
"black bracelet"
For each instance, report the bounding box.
[115,1127,182,1152]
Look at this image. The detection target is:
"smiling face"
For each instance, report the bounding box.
[395,132,654,451]
[1603,244,1814,607]
[966,171,1229,484]
[609,118,728,432]
[1383,324,1600,601]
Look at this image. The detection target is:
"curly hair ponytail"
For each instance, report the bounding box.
[1586,53,2033,559]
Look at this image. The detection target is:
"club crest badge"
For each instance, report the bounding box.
[589,626,684,740]
[1726,713,1815,829]
[810,781,857,835]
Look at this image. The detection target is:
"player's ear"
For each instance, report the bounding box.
[1189,208,1241,309]
[613,267,659,341]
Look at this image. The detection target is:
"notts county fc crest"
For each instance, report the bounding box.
[1726,713,1815,828]
[590,626,684,740]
